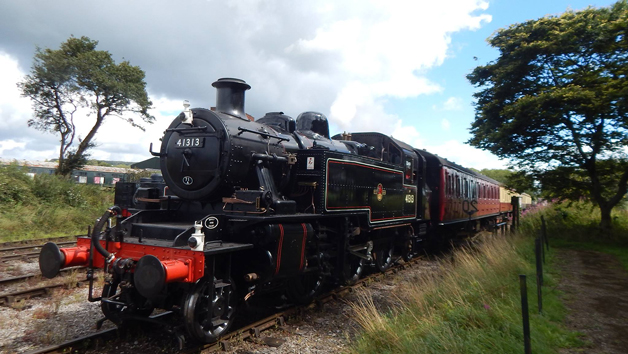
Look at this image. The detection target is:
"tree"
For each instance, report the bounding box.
[467,1,628,231]
[474,168,538,198]
[477,169,511,184]
[19,36,154,176]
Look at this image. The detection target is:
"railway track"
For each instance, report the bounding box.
[23,312,174,354]
[189,264,414,353]
[197,257,421,352]
[0,276,87,306]
[0,251,44,262]
[0,241,77,263]
[0,266,85,287]
[0,241,76,254]
[21,255,425,354]
[0,235,79,249]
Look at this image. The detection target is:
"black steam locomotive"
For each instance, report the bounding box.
[39,78,507,343]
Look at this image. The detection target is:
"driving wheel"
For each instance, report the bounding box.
[183,277,236,343]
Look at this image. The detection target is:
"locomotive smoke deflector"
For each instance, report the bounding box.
[212,78,251,120]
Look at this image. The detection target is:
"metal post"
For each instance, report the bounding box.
[541,215,549,251]
[520,275,531,354]
[535,237,543,315]
[540,230,545,264]
[535,237,543,287]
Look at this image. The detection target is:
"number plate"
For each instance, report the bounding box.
[175,137,205,148]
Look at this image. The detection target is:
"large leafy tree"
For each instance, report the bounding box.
[19,36,154,175]
[467,1,628,231]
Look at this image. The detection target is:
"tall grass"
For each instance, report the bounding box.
[520,201,628,244]
[520,201,628,270]
[0,164,114,242]
[348,231,582,354]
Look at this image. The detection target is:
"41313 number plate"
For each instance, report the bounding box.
[175,137,205,148]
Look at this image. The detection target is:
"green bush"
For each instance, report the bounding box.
[520,202,628,269]
[520,202,628,244]
[0,164,34,204]
[0,165,114,241]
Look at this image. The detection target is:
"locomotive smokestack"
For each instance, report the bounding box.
[212,78,251,119]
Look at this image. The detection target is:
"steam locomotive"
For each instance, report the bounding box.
[39,78,511,344]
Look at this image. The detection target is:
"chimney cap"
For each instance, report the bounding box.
[212,78,251,90]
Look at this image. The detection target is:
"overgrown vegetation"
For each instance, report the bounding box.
[520,201,628,269]
[0,164,113,241]
[467,1,628,231]
[347,205,624,353]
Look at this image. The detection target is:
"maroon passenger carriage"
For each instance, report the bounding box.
[419,151,505,234]
[38,77,512,345]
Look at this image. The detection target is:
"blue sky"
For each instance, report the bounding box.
[0,0,619,169]
[380,0,617,168]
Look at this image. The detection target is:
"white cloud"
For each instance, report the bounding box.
[0,0,492,163]
[441,118,451,131]
[0,140,26,155]
[423,140,508,170]
[0,52,58,161]
[287,0,491,133]
[444,97,463,111]
[391,122,424,148]
[432,97,464,111]
[0,51,186,163]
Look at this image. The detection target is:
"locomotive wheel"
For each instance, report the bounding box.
[101,281,154,324]
[374,243,394,272]
[183,277,236,343]
[285,271,325,304]
[343,255,364,285]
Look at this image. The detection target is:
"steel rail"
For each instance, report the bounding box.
[22,312,173,354]
[0,241,76,253]
[6,255,424,353]
[23,328,119,354]
[185,255,424,353]
[0,235,80,249]
[0,266,85,287]
[0,252,41,262]
[0,279,88,306]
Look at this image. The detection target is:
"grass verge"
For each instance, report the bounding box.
[349,201,628,353]
[348,233,582,354]
[0,164,114,242]
[520,202,628,271]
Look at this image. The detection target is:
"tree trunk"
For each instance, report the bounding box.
[56,135,68,176]
[599,205,613,234]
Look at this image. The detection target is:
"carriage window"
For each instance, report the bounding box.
[455,175,461,197]
[446,173,452,196]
